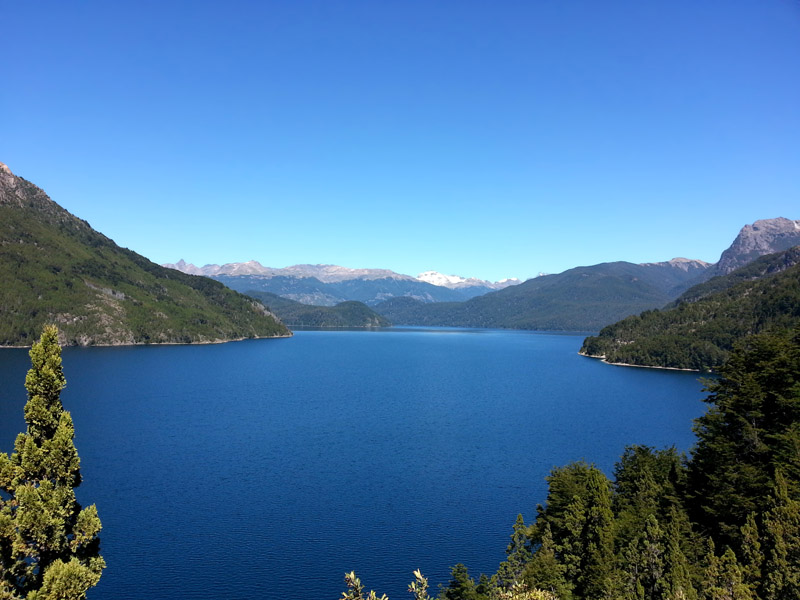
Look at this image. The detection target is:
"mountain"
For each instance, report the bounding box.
[0,162,290,345]
[711,217,800,276]
[374,259,712,331]
[244,291,390,328]
[164,261,518,304]
[416,271,521,290]
[580,246,800,370]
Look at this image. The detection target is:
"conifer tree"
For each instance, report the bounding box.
[701,543,754,600]
[661,508,698,600]
[441,564,479,600]
[496,515,533,590]
[0,326,104,599]
[560,468,616,600]
[622,514,664,600]
[524,523,570,599]
[688,331,800,547]
[760,471,800,600]
[738,513,762,593]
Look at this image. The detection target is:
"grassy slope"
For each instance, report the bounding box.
[0,172,290,345]
[580,247,800,370]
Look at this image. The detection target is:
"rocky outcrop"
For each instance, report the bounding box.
[714,217,800,275]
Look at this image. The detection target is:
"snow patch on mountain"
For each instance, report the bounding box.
[417,271,521,290]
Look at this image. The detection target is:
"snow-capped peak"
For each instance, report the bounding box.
[417,271,521,290]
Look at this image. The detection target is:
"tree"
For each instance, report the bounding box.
[441,564,479,600]
[496,515,533,590]
[524,524,570,599]
[701,541,754,600]
[560,467,616,600]
[0,326,104,599]
[760,471,800,600]
[688,331,800,547]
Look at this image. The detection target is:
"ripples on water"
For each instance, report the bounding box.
[0,329,705,599]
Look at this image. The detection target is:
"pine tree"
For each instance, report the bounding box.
[560,468,616,600]
[738,513,762,593]
[660,508,698,600]
[496,515,533,590]
[441,564,479,600]
[760,471,800,600]
[0,326,104,599]
[524,524,570,599]
[622,514,664,600]
[688,331,800,547]
[701,542,754,600]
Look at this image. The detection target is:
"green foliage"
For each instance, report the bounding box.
[496,516,533,591]
[440,564,482,600]
[523,524,570,600]
[0,326,104,599]
[0,175,290,345]
[580,248,800,370]
[701,542,755,600]
[245,291,390,328]
[760,472,800,600]
[688,330,800,546]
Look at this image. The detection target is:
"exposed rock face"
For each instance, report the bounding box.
[715,218,800,275]
[639,257,712,272]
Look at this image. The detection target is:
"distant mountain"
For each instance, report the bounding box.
[711,217,800,276]
[164,261,520,305]
[164,260,420,283]
[580,246,800,370]
[0,162,290,345]
[416,270,521,290]
[245,291,390,328]
[374,259,712,331]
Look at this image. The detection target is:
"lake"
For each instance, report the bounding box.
[0,328,707,599]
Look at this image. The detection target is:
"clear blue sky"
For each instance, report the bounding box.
[2,1,799,282]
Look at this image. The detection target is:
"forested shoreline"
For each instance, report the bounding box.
[351,328,800,600]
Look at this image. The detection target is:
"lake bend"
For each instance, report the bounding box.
[0,328,707,600]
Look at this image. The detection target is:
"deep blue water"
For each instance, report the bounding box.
[0,328,706,599]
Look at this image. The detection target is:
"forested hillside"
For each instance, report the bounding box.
[580,247,800,370]
[245,291,390,328]
[0,163,290,345]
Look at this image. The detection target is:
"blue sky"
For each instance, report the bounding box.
[2,1,799,282]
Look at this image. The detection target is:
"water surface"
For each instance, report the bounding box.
[0,329,706,599]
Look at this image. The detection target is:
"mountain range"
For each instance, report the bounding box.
[163,260,521,305]
[4,159,799,341]
[372,257,714,331]
[0,162,290,345]
[165,218,800,333]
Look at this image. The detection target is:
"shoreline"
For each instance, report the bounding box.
[577,351,703,373]
[0,332,294,350]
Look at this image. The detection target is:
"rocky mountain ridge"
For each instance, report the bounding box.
[164,260,517,288]
[712,217,800,276]
[163,260,522,305]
